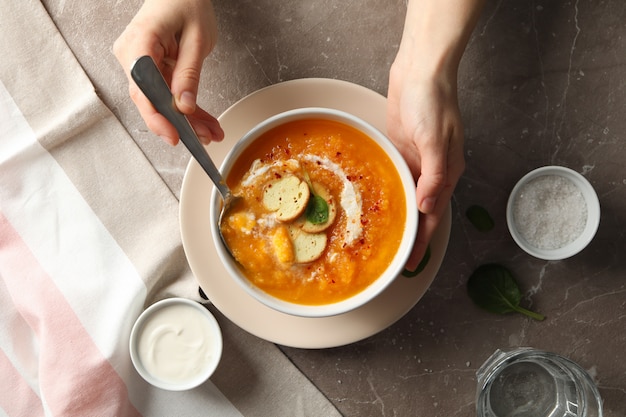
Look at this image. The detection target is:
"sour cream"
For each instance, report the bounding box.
[131,298,222,390]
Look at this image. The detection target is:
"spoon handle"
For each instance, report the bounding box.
[130,55,231,200]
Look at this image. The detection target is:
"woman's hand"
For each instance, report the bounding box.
[387,63,465,269]
[114,0,224,145]
[387,0,484,269]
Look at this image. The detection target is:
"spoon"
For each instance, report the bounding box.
[130,55,241,258]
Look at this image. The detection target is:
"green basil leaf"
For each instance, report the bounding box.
[467,264,545,320]
[305,194,329,224]
[466,205,495,231]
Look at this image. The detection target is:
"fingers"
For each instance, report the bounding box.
[187,108,225,144]
[114,0,222,146]
[129,83,180,145]
[404,183,453,271]
[407,137,464,269]
[415,117,465,214]
[414,143,448,214]
[114,19,180,145]
[170,3,218,116]
[170,36,205,115]
[128,70,224,146]
[404,127,464,271]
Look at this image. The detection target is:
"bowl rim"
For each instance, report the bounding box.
[129,297,223,391]
[506,165,600,260]
[209,107,418,317]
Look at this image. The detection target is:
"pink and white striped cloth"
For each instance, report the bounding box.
[0,1,245,415]
[0,2,341,416]
[0,78,244,415]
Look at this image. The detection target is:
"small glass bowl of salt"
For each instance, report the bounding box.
[506,166,600,260]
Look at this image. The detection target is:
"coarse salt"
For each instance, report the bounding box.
[512,174,587,250]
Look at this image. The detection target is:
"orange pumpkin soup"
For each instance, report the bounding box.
[221,119,407,305]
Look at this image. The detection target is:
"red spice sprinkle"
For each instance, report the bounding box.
[370,201,381,212]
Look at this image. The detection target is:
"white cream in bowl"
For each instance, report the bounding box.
[129,298,222,391]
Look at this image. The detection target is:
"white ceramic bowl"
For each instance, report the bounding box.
[506,166,600,260]
[129,298,223,391]
[210,107,418,317]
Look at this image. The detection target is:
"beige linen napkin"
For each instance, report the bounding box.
[0,1,340,415]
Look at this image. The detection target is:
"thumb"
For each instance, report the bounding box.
[170,29,208,115]
[415,148,448,214]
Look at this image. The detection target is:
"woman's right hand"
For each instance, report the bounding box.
[386,0,485,269]
[113,0,224,145]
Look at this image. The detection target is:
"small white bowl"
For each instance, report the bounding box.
[506,166,600,260]
[210,107,418,318]
[129,298,222,391]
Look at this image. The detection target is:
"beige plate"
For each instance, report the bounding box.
[180,78,451,349]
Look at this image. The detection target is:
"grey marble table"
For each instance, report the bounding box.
[45,0,625,415]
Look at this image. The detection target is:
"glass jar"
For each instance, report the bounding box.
[476,348,603,417]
